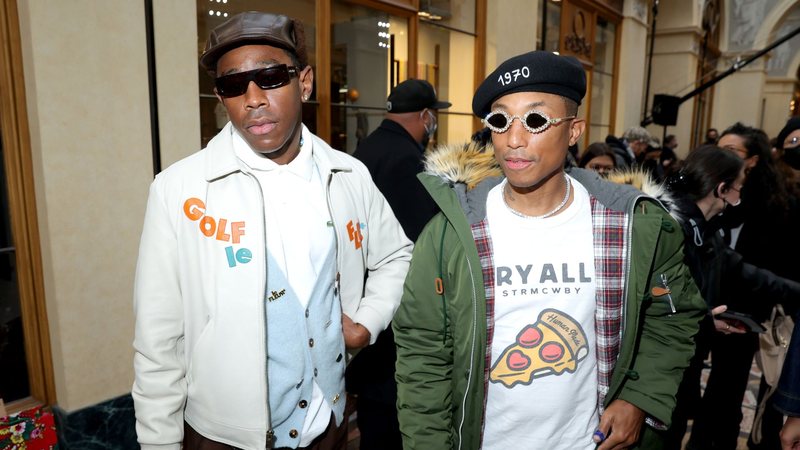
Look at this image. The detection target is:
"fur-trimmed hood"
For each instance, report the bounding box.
[605,170,694,227]
[423,141,503,190]
[420,142,665,224]
[421,141,504,224]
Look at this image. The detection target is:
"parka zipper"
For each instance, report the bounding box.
[600,194,640,411]
[619,195,648,352]
[325,169,351,298]
[457,256,479,450]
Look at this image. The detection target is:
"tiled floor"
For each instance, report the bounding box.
[346,360,765,450]
[682,359,762,450]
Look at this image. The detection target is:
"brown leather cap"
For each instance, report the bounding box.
[200,11,308,76]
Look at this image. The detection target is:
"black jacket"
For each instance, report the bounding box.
[353,119,438,242]
[348,119,439,402]
[668,193,800,315]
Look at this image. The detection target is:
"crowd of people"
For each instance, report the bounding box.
[572,122,800,450]
[131,10,800,450]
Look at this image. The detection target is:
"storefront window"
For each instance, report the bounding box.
[419,0,475,34]
[537,0,562,52]
[330,3,409,154]
[196,0,316,147]
[0,133,30,404]
[418,21,475,146]
[588,17,616,144]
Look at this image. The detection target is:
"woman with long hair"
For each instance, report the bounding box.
[663,145,800,450]
[689,124,800,450]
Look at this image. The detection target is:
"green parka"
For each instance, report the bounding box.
[393,143,706,450]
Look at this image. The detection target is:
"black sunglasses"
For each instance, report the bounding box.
[214,64,299,98]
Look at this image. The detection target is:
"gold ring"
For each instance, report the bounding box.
[726,324,730,330]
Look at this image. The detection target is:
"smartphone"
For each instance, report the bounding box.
[715,310,767,333]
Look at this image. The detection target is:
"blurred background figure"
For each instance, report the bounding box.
[350,78,449,450]
[622,126,653,167]
[578,142,616,177]
[776,117,800,195]
[661,145,800,450]
[660,145,680,182]
[471,126,492,149]
[689,123,800,450]
[664,134,679,152]
[641,137,664,182]
[705,127,719,145]
[604,133,632,169]
[774,315,800,450]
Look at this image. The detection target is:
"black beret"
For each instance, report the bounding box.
[777,117,800,149]
[472,51,587,118]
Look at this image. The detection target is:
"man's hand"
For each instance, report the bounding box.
[781,416,800,450]
[594,399,646,450]
[342,314,370,350]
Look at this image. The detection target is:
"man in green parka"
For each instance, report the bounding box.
[393,51,706,450]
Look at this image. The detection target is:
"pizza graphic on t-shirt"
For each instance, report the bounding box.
[490,308,589,388]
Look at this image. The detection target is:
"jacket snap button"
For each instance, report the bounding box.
[309,338,314,347]
[305,309,310,318]
[314,368,318,377]
[336,353,343,362]
[299,400,308,408]
[289,429,298,438]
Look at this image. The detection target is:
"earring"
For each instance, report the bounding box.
[302,95,308,101]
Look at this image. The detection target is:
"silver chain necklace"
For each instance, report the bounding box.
[502,173,571,219]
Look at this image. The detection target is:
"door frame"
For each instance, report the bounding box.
[0,0,56,412]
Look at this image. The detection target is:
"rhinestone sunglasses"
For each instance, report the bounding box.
[483,109,576,134]
[214,64,299,98]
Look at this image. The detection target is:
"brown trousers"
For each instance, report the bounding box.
[183,413,347,450]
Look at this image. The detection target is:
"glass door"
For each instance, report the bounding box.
[0,129,31,404]
[330,2,410,154]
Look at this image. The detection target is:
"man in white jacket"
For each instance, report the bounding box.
[132,11,412,450]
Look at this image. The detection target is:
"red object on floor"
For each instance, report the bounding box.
[0,406,58,450]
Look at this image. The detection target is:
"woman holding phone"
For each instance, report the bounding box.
[654,145,800,450]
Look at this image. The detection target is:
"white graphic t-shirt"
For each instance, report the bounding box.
[482,175,599,450]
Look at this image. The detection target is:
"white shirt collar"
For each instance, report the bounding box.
[231,125,314,181]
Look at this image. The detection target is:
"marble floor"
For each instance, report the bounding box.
[346,360,765,450]
[681,359,763,450]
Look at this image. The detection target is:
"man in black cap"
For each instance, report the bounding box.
[354,79,450,242]
[393,50,705,449]
[132,11,412,450]
[346,80,448,450]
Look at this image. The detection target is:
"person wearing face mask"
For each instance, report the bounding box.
[353,78,449,243]
[349,79,449,450]
[656,145,800,450]
[776,117,800,196]
[690,123,800,450]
